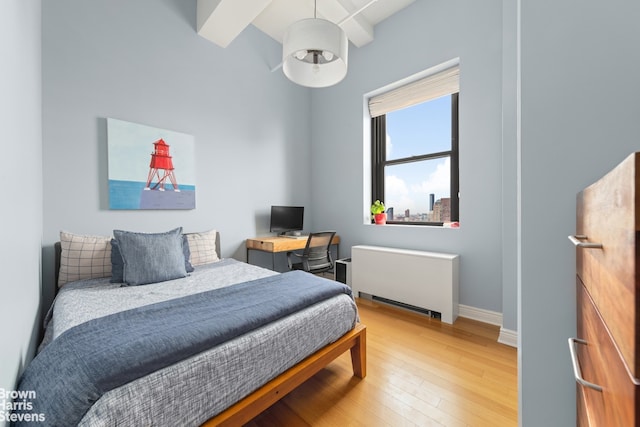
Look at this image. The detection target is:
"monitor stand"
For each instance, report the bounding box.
[279,231,307,239]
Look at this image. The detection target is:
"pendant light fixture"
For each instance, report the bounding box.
[282,0,348,88]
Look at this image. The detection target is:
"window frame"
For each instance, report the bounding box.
[371,93,459,226]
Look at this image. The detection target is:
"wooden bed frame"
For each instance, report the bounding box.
[203,323,366,426]
[52,234,367,426]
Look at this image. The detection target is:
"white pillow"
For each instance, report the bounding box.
[185,229,219,266]
[58,231,112,287]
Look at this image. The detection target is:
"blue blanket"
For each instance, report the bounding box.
[13,271,352,426]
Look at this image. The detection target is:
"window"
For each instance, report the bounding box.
[369,65,459,225]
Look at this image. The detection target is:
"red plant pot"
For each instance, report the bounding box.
[374,213,387,224]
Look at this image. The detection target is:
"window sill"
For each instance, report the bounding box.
[365,221,460,229]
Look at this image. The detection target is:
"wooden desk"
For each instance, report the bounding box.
[246,235,340,271]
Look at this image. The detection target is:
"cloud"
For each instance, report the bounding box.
[385,175,416,214]
[412,157,450,199]
[384,157,451,215]
[386,174,408,195]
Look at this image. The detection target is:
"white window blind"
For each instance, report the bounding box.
[368,65,459,118]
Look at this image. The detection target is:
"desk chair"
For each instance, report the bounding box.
[286,231,336,275]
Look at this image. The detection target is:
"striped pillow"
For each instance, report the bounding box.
[185,229,219,266]
[58,231,112,287]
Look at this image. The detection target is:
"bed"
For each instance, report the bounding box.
[14,228,366,426]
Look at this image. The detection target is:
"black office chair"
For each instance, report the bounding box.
[287,231,336,275]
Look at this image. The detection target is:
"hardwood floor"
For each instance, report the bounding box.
[245,298,518,427]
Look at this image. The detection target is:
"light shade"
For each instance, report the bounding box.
[282,18,348,88]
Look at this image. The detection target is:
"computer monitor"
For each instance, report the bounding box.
[269,206,304,235]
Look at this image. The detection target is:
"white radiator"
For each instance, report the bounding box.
[351,245,459,324]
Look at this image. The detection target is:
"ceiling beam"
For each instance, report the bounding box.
[197,0,273,48]
[317,0,374,48]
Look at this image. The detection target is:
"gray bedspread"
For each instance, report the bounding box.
[15,267,353,426]
[45,258,276,343]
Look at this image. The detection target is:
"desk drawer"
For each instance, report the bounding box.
[246,239,275,252]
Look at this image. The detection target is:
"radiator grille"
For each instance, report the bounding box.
[360,292,442,319]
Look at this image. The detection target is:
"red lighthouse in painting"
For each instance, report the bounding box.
[145,138,179,191]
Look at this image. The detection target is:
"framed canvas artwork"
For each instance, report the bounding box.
[107,118,196,210]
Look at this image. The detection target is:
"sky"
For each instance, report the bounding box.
[384,95,452,214]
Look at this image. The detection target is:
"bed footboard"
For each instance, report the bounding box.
[202,323,366,427]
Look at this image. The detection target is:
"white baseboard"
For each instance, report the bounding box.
[458,304,502,326]
[458,304,518,348]
[498,328,518,348]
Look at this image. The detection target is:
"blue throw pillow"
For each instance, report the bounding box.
[111,235,193,283]
[182,236,194,273]
[110,239,125,283]
[113,227,188,286]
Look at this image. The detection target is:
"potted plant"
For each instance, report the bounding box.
[370,200,387,224]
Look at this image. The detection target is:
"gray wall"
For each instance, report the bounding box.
[41,0,313,303]
[501,0,518,334]
[309,0,506,317]
[519,0,640,425]
[0,0,42,417]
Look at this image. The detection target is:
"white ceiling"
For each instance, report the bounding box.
[196,0,415,49]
